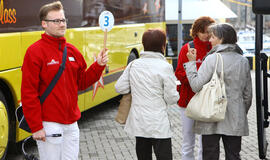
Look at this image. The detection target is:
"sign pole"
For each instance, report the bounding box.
[104,29,107,51]
[99,11,114,74]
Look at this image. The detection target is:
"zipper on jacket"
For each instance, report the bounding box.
[59,42,61,51]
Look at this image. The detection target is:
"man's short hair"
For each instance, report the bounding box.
[142,29,166,54]
[39,1,63,21]
[208,23,237,44]
[190,16,215,38]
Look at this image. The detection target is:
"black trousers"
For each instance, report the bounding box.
[135,137,172,160]
[202,134,242,160]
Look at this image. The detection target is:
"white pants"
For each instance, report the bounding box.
[36,121,80,160]
[180,107,202,160]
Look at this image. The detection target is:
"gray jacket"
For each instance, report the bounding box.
[115,51,179,138]
[184,44,252,136]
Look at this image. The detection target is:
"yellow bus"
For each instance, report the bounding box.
[0,0,165,159]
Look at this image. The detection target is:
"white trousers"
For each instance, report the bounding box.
[180,107,202,160]
[36,121,80,160]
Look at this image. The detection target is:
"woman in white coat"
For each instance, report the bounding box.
[115,29,179,160]
[184,23,252,160]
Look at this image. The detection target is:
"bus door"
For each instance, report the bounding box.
[253,0,270,159]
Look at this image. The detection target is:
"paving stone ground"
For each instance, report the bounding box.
[6,71,270,159]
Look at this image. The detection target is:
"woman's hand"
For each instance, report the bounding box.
[186,43,197,61]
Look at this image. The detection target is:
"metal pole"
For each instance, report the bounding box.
[244,0,247,28]
[177,0,183,55]
[255,14,267,159]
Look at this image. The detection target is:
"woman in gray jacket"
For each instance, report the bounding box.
[115,29,179,160]
[184,23,252,160]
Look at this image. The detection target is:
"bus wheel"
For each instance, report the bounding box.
[127,51,137,64]
[0,91,9,160]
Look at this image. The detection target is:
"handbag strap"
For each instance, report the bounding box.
[40,46,67,104]
[214,53,224,82]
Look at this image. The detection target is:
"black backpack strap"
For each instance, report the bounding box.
[40,46,67,104]
[189,41,195,48]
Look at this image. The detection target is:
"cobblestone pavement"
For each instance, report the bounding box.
[6,71,270,159]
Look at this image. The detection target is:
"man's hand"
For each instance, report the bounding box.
[186,43,197,61]
[96,49,109,66]
[32,129,46,141]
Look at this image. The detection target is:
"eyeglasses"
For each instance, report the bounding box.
[44,19,68,24]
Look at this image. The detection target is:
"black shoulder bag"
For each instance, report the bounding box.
[16,46,67,133]
[189,40,195,48]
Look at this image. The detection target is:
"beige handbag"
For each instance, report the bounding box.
[185,53,227,122]
[115,93,132,124]
[115,62,133,124]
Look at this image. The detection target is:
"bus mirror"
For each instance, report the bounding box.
[252,0,270,14]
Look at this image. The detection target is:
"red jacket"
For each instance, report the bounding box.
[21,33,105,133]
[175,37,212,108]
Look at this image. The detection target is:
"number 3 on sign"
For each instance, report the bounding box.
[104,16,109,26]
[99,11,114,32]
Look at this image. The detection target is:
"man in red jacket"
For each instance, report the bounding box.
[21,1,108,160]
[175,16,215,160]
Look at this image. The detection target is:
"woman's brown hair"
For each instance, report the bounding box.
[190,16,215,38]
[142,29,166,54]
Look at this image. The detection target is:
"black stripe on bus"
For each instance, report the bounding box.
[0,66,21,72]
[78,71,124,95]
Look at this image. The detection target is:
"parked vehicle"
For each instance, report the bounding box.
[237,30,270,55]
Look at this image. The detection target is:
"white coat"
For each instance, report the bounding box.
[115,51,179,138]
